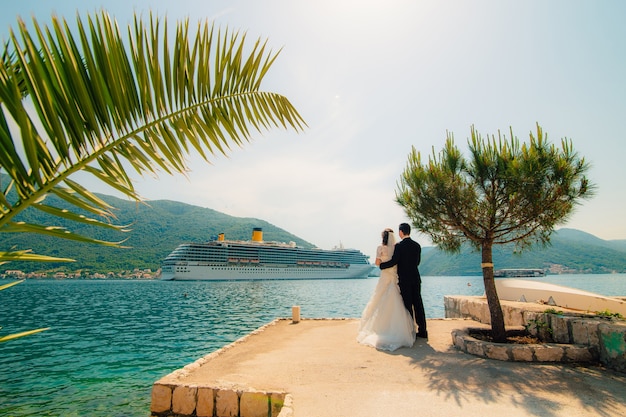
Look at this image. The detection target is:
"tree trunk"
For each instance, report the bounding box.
[481,241,506,342]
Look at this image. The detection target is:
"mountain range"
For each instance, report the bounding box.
[2,188,626,276]
[419,228,626,276]
[1,193,314,276]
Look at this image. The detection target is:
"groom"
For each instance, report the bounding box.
[379,223,428,338]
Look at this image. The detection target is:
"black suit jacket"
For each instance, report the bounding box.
[379,237,421,285]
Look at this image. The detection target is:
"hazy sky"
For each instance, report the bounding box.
[2,0,625,261]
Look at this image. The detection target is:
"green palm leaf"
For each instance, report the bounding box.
[0,279,26,290]
[0,250,74,264]
[0,280,50,342]
[0,11,306,263]
[0,327,50,343]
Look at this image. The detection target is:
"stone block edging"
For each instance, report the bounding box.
[445,295,626,371]
[150,382,291,417]
[451,327,599,363]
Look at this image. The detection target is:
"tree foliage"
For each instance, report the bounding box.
[0,11,306,265]
[396,124,594,341]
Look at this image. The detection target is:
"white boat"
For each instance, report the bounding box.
[494,268,545,278]
[160,228,374,281]
[495,278,626,315]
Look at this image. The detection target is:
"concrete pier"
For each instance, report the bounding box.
[151,317,626,417]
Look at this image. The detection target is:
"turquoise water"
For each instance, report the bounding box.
[1,274,625,416]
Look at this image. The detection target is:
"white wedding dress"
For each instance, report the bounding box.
[357,238,416,351]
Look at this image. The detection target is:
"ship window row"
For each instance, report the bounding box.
[166,245,370,265]
[166,254,369,264]
[166,256,369,265]
[197,267,342,274]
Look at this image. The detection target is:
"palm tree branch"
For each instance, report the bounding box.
[0,250,75,263]
[2,221,129,246]
[0,279,25,290]
[0,327,50,343]
[31,202,130,231]
[0,11,305,261]
[0,12,304,220]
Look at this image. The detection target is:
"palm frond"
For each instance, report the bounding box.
[0,281,50,344]
[0,11,306,264]
[0,250,75,263]
[2,222,128,246]
[0,327,50,343]
[0,279,25,290]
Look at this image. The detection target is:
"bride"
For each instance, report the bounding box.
[357,228,416,351]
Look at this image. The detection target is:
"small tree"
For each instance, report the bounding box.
[396,124,594,342]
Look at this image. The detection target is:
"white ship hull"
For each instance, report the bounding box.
[160,263,374,281]
[160,228,375,281]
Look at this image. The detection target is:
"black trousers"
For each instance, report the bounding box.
[399,280,427,333]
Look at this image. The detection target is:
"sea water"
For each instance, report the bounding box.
[1,274,625,416]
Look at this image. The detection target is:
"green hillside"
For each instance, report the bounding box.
[1,192,313,276]
[419,228,626,276]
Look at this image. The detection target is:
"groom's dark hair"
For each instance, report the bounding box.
[399,223,411,235]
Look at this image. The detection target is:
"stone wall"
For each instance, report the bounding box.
[444,295,626,372]
[150,382,292,417]
[149,318,294,417]
[451,328,597,363]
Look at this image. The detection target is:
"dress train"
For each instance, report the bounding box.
[356,266,416,351]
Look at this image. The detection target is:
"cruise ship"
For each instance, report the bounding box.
[160,228,374,280]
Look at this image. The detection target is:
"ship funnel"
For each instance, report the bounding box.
[252,228,263,242]
[218,233,225,242]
